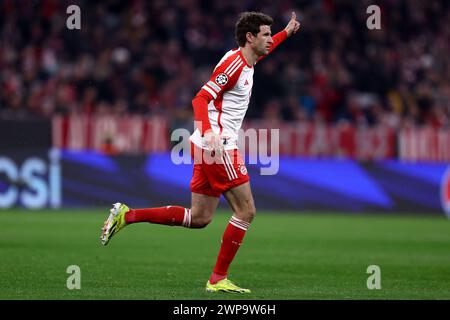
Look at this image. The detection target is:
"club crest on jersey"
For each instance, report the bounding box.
[238,164,248,175]
[215,73,228,86]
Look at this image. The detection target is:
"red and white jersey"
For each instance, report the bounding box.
[190,48,254,150]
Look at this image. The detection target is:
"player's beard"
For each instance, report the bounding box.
[256,44,269,56]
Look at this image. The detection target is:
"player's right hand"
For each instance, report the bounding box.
[203,130,224,157]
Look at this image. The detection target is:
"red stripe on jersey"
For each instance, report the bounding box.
[238,50,252,68]
[224,55,241,74]
[219,51,241,73]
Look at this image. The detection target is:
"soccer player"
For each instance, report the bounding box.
[100,11,301,293]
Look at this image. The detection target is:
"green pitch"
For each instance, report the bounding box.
[0,209,449,299]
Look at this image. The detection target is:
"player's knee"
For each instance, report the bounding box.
[234,205,256,223]
[190,208,213,228]
[191,215,212,228]
[247,205,256,222]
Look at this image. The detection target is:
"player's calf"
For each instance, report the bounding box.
[125,206,192,228]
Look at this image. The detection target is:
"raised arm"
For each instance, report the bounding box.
[257,11,301,63]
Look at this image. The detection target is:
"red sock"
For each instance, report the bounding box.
[125,206,191,227]
[210,216,250,284]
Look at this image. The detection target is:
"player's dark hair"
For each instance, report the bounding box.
[235,12,273,47]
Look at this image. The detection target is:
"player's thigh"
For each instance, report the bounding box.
[223,182,256,223]
[191,192,220,227]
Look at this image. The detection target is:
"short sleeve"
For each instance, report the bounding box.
[200,52,245,99]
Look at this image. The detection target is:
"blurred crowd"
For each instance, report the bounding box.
[1,0,449,130]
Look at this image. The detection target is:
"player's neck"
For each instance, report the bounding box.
[240,46,258,66]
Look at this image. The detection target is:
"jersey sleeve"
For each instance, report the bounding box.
[199,53,245,100]
[192,90,213,135]
[192,53,245,135]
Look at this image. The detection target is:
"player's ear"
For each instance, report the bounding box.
[245,32,254,43]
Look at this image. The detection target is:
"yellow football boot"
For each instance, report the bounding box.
[100,202,129,245]
[206,278,251,293]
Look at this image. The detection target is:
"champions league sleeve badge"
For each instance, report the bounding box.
[215,73,228,86]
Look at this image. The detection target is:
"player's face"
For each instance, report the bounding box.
[252,25,273,56]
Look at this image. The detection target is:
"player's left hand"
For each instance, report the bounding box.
[285,11,301,37]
